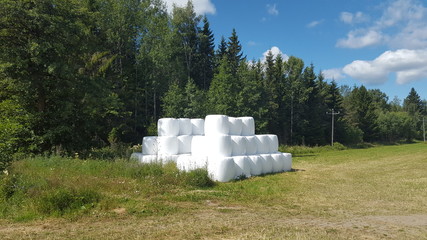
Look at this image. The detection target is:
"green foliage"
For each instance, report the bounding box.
[0,0,425,159]
[376,111,416,142]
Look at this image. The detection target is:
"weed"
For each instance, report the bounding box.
[183,168,215,188]
[37,188,101,216]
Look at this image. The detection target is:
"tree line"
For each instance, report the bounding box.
[1,0,426,163]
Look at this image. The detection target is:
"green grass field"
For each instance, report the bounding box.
[0,142,426,239]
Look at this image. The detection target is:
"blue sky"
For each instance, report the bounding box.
[164,0,427,102]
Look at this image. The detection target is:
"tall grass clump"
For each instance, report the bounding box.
[0,155,215,221]
[280,142,347,156]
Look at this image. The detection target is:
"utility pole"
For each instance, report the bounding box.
[326,109,340,146]
[423,116,425,142]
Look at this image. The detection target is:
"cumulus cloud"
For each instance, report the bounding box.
[307,20,324,28]
[340,11,369,24]
[262,46,289,63]
[342,48,427,85]
[337,0,427,49]
[336,29,383,48]
[164,0,216,15]
[267,4,279,16]
[322,68,345,81]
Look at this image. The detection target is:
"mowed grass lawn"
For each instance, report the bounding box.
[0,142,426,239]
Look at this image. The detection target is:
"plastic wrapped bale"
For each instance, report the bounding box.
[142,136,158,155]
[271,153,285,173]
[191,118,205,135]
[205,115,230,136]
[176,154,191,171]
[158,118,179,136]
[240,117,255,136]
[130,152,143,162]
[231,136,247,156]
[256,135,271,154]
[228,117,243,135]
[178,118,192,135]
[141,154,159,164]
[283,153,292,171]
[248,155,263,176]
[178,135,193,154]
[157,136,179,156]
[234,156,251,178]
[191,136,208,156]
[260,154,274,174]
[245,136,258,155]
[267,134,279,153]
[207,157,236,182]
[158,154,179,163]
[206,135,232,157]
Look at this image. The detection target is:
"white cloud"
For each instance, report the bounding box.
[163,0,216,15]
[340,11,369,24]
[336,29,383,48]
[267,4,279,16]
[262,46,289,63]
[322,68,345,81]
[337,0,427,49]
[307,20,324,28]
[342,48,427,85]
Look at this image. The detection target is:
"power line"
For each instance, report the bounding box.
[326,108,340,146]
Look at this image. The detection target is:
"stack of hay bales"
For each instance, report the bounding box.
[131,115,292,182]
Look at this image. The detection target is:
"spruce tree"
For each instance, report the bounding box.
[196,16,215,90]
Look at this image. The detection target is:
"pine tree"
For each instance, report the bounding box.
[346,86,379,142]
[208,56,238,115]
[196,16,215,90]
[403,88,423,116]
[226,29,245,76]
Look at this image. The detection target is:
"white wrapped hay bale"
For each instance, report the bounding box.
[141,154,159,164]
[142,136,158,155]
[267,134,279,153]
[283,153,292,171]
[206,135,232,157]
[158,118,179,136]
[176,154,191,171]
[191,135,208,156]
[208,157,236,182]
[240,117,255,136]
[245,136,258,155]
[178,118,192,135]
[205,115,230,136]
[234,156,251,178]
[260,154,274,174]
[271,153,284,173]
[256,135,271,154]
[178,135,193,154]
[178,155,207,172]
[130,152,143,162]
[190,155,208,169]
[191,118,205,135]
[158,154,179,163]
[157,136,179,155]
[248,155,263,176]
[231,136,247,156]
[229,117,243,135]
